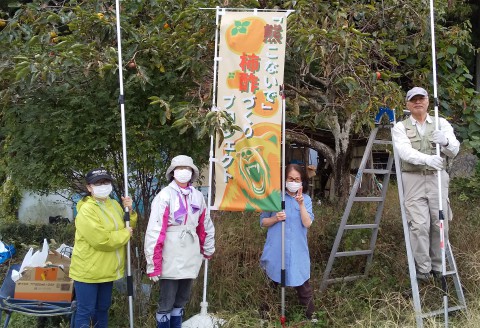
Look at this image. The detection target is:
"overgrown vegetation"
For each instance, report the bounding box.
[1,182,480,327]
[1,0,479,203]
[451,162,480,201]
[0,178,21,225]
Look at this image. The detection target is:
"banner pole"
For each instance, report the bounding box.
[280,84,286,327]
[202,4,222,318]
[429,0,448,326]
[114,0,134,327]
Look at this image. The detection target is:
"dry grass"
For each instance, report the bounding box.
[2,183,480,327]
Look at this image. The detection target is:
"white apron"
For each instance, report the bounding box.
[160,225,203,279]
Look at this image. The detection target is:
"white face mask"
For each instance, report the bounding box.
[286,181,302,193]
[91,184,112,199]
[174,169,192,184]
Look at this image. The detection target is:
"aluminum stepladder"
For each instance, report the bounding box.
[320,108,467,327]
[320,107,395,291]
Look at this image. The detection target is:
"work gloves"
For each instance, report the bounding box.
[432,130,448,146]
[425,155,443,170]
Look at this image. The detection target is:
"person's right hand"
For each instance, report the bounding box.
[149,275,160,282]
[126,227,133,236]
[275,211,286,222]
[425,155,443,170]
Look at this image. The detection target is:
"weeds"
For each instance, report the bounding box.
[1,184,480,327]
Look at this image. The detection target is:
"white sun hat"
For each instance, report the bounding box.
[165,155,199,182]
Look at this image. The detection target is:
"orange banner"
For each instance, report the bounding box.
[213,11,287,212]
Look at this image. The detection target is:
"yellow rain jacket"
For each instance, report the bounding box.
[70,196,137,283]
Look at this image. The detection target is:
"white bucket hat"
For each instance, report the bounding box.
[166,155,199,182]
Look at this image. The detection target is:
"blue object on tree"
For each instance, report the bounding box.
[374,107,395,124]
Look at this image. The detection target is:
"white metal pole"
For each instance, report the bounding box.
[114,0,134,327]
[200,5,222,317]
[429,1,448,326]
[280,85,286,327]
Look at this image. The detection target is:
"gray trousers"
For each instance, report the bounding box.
[402,171,452,273]
[157,279,194,314]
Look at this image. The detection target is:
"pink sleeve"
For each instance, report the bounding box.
[196,208,207,256]
[149,206,170,277]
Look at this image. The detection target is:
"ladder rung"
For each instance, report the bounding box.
[363,169,390,174]
[345,224,378,230]
[373,140,392,145]
[430,270,457,277]
[419,305,467,318]
[325,275,366,284]
[336,250,372,257]
[353,197,384,202]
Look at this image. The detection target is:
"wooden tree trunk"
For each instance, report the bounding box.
[330,149,353,204]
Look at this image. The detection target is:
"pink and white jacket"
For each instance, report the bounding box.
[144,181,215,279]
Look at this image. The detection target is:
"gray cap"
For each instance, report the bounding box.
[406,87,428,101]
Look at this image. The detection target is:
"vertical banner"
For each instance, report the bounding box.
[213,11,287,212]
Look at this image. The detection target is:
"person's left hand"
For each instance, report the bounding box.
[295,186,304,205]
[432,130,448,146]
[121,196,133,211]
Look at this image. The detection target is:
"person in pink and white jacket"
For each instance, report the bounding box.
[144,155,215,328]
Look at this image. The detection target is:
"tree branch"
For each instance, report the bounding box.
[286,129,335,168]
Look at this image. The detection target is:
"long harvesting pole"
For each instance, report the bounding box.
[114,0,134,327]
[428,1,448,326]
[280,85,286,327]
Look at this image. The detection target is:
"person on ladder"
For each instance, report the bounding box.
[392,86,460,281]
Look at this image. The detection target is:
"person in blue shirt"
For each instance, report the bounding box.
[260,163,315,319]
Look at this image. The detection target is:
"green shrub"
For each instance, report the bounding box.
[0,222,75,250]
[451,162,480,201]
[0,178,21,225]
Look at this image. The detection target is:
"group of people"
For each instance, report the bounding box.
[70,156,215,328]
[68,86,459,327]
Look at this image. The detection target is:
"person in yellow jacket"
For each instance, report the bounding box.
[70,168,137,328]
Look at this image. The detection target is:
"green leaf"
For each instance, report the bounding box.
[447,46,457,54]
[15,66,30,80]
[46,14,61,23]
[468,122,480,133]
[28,35,40,46]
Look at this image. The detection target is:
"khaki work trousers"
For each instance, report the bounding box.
[402,170,452,274]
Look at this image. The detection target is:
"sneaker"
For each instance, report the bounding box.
[416,270,431,282]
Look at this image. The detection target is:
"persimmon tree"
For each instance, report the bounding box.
[0,0,478,208]
[0,0,218,210]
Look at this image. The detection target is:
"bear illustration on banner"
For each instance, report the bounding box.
[219,123,281,212]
